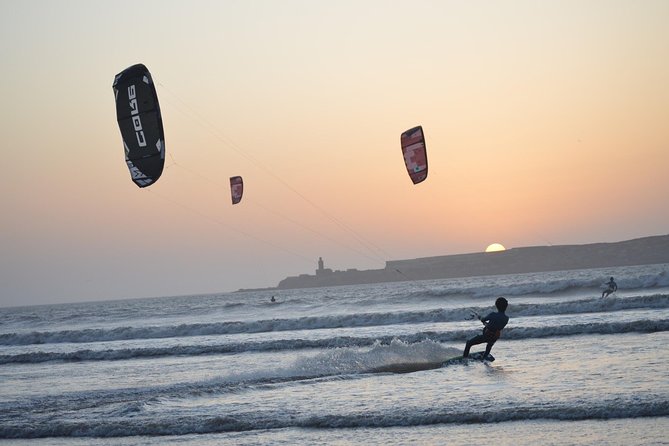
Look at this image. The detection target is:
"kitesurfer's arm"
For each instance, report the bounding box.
[479,313,493,327]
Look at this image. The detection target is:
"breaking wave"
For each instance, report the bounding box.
[2,294,667,347]
[2,318,667,364]
[2,398,667,438]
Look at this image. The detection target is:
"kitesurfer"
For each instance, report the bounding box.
[270,296,276,303]
[463,297,509,359]
[601,277,617,298]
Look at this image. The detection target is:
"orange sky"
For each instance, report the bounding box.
[1,0,668,306]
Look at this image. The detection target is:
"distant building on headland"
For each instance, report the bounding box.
[316,257,332,276]
[275,235,669,290]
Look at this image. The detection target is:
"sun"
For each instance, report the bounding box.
[485,243,506,253]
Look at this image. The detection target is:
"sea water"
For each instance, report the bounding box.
[1,264,668,445]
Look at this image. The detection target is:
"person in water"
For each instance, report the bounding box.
[601,277,617,298]
[463,297,509,359]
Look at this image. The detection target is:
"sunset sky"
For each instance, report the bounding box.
[1,0,668,306]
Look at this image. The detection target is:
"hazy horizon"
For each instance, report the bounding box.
[2,0,668,307]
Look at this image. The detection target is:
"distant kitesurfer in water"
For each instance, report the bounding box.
[270,296,276,303]
[463,297,509,359]
[601,277,617,298]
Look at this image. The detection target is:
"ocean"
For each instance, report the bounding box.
[1,264,668,445]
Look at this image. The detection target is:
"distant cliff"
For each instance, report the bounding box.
[276,234,669,290]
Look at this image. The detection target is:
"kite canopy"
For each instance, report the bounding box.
[112,64,165,188]
[230,176,244,204]
[400,126,428,184]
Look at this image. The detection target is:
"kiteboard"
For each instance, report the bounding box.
[443,351,495,364]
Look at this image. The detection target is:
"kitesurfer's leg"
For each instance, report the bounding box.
[463,334,486,357]
[483,339,497,359]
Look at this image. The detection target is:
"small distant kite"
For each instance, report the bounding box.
[112,64,165,188]
[400,126,428,184]
[230,176,244,204]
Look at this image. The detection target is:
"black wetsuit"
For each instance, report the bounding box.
[602,280,617,298]
[463,311,509,358]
